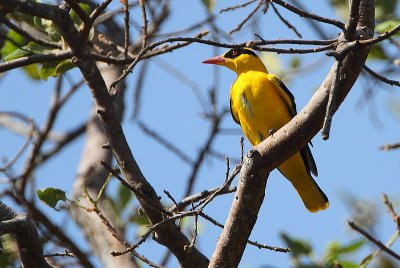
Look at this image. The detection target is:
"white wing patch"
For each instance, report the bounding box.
[240,93,253,118]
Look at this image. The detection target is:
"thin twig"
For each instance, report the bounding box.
[0,50,72,73]
[379,142,400,151]
[0,12,61,48]
[188,204,199,250]
[123,0,130,58]
[224,157,230,182]
[285,0,329,39]
[93,35,337,66]
[322,59,342,140]
[131,60,148,120]
[44,249,75,258]
[80,0,113,40]
[271,0,345,30]
[0,116,34,172]
[139,0,148,49]
[199,211,290,252]
[137,121,194,165]
[382,194,400,232]
[270,1,302,38]
[228,0,263,35]
[109,30,210,89]
[9,193,94,268]
[348,221,400,261]
[35,123,86,166]
[183,111,223,197]
[82,189,163,268]
[20,75,64,192]
[164,190,179,208]
[90,0,118,25]
[112,210,199,256]
[100,161,172,216]
[220,0,257,13]
[152,58,209,113]
[65,0,90,24]
[240,137,245,163]
[169,186,237,212]
[359,24,400,47]
[196,164,242,211]
[363,64,400,87]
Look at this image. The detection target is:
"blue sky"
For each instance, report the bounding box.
[1,1,399,267]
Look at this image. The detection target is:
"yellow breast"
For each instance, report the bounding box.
[230,71,293,145]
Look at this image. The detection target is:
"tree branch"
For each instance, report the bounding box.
[271,0,345,30]
[209,0,375,266]
[0,201,52,268]
[0,0,209,266]
[348,221,400,261]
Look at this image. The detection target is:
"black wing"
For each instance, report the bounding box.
[276,78,318,177]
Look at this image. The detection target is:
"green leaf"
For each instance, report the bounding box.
[359,252,375,268]
[324,239,365,264]
[360,231,399,268]
[290,57,301,70]
[33,16,46,31]
[26,42,51,54]
[70,3,92,30]
[337,260,359,268]
[116,184,132,211]
[4,48,31,61]
[335,239,365,255]
[280,232,312,257]
[367,43,387,61]
[4,42,54,61]
[0,234,19,267]
[201,0,215,12]
[375,0,397,20]
[39,61,59,81]
[37,187,67,210]
[41,19,61,42]
[23,64,41,80]
[376,20,400,36]
[55,59,75,74]
[330,0,348,20]
[1,30,26,57]
[40,60,75,80]
[130,210,150,226]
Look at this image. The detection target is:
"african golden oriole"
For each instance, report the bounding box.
[202,48,328,212]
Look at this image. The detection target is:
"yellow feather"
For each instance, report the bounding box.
[203,48,328,212]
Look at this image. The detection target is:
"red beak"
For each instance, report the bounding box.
[202,55,226,65]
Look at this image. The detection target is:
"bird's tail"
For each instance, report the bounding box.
[292,175,329,213]
[278,153,329,213]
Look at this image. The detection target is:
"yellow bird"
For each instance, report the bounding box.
[202,48,328,212]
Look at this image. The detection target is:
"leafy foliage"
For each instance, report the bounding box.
[330,0,397,21]
[0,30,40,79]
[0,4,93,81]
[37,187,67,211]
[200,0,215,12]
[0,235,19,267]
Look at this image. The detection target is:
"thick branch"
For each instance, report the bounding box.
[209,0,375,267]
[0,0,208,266]
[0,201,52,268]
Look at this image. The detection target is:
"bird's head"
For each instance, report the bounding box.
[202,48,267,74]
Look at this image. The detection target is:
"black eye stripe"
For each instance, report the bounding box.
[224,48,257,59]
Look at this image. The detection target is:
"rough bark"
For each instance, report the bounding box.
[0,201,52,268]
[0,1,209,266]
[69,63,137,267]
[209,0,375,267]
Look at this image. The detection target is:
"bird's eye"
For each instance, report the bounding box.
[231,50,238,56]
